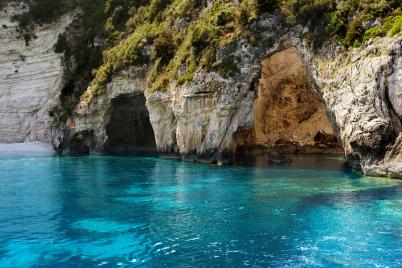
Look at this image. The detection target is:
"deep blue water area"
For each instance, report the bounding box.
[0,152,401,267]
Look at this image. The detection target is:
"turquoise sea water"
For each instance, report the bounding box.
[0,152,401,267]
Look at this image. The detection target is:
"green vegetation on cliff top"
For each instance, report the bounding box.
[11,0,402,97]
[91,0,402,94]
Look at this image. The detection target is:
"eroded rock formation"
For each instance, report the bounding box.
[53,20,402,177]
[105,93,156,153]
[1,1,401,178]
[0,3,73,143]
[307,36,402,177]
[233,47,341,156]
[52,66,155,155]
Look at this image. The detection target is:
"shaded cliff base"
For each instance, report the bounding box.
[59,91,158,156]
[55,46,344,165]
[126,49,342,163]
[52,31,402,178]
[233,153,347,171]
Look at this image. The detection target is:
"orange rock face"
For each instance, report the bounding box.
[233,47,341,156]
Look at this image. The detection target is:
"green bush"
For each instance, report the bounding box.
[361,13,402,42]
[214,54,239,78]
[54,34,69,54]
[12,0,70,26]
[279,0,402,47]
[343,18,363,47]
[191,24,219,55]
[280,0,335,24]
[363,27,384,41]
[256,0,278,14]
[147,0,171,21]
[389,15,402,36]
[216,10,235,27]
[171,0,205,18]
[153,32,176,64]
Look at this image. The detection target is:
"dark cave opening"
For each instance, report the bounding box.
[69,130,94,155]
[105,93,157,154]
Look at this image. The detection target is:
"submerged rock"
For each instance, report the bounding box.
[268,153,292,164]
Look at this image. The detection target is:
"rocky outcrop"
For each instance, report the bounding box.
[50,14,402,177]
[0,2,399,178]
[52,66,154,154]
[147,69,256,163]
[232,47,341,156]
[145,30,402,176]
[141,20,344,164]
[306,35,402,178]
[0,2,73,143]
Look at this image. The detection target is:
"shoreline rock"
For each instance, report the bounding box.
[0,2,401,178]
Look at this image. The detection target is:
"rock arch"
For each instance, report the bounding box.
[233,47,341,158]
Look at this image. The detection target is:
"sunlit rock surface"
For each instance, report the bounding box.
[307,36,402,177]
[0,6,398,178]
[232,47,341,156]
[0,3,72,143]
[55,19,402,177]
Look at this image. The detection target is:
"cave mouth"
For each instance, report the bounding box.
[233,47,342,160]
[105,93,157,154]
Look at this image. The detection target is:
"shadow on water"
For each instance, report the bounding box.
[233,153,350,171]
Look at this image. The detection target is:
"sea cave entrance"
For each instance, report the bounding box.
[233,47,341,161]
[105,93,157,154]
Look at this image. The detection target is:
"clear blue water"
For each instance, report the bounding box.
[0,153,401,267]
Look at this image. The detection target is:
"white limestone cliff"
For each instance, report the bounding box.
[0,2,72,143]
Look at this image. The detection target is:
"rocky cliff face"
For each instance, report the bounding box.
[54,15,402,177]
[1,2,401,178]
[0,3,72,143]
[308,35,402,178]
[52,66,153,155]
[232,47,341,156]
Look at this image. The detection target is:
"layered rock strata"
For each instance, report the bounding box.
[0,3,73,143]
[307,35,402,177]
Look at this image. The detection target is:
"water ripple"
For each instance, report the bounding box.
[0,155,401,267]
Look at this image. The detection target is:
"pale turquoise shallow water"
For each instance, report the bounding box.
[0,152,401,267]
